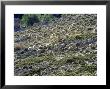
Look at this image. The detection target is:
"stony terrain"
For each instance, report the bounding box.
[14,14,97,76]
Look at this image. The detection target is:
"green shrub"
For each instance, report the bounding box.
[20,14,55,27]
[37,14,54,23]
[20,14,39,26]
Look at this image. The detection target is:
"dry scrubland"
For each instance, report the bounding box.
[14,14,97,76]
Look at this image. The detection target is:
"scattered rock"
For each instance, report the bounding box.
[14,14,97,76]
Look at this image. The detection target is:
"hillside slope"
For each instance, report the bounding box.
[14,14,97,76]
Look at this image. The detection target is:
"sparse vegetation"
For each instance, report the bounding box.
[14,14,97,76]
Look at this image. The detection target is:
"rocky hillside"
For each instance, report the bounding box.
[14,14,97,76]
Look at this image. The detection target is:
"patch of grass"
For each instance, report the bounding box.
[72,64,97,76]
[82,64,97,74]
[15,54,55,67]
[75,33,96,40]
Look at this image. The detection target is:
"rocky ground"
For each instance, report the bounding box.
[14,14,97,76]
